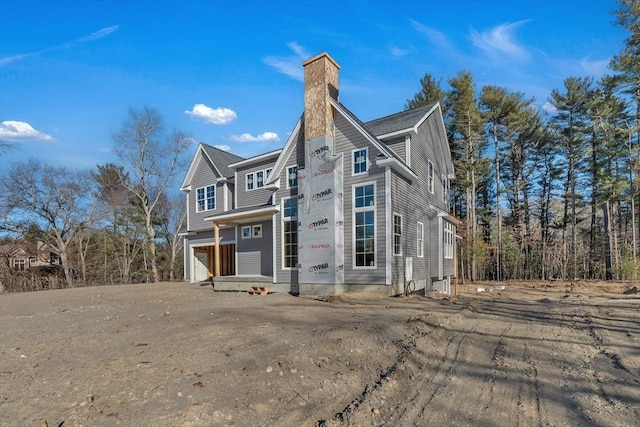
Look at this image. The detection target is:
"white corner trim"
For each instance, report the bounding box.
[385,167,392,285]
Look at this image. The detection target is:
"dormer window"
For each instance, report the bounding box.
[256,170,264,188]
[246,173,254,191]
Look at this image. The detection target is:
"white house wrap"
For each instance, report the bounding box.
[298,135,345,284]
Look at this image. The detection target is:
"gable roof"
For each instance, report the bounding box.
[181,143,245,190]
[264,115,303,187]
[365,102,437,139]
[201,144,245,178]
[330,99,418,181]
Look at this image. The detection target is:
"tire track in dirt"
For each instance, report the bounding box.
[316,307,478,426]
[516,342,542,427]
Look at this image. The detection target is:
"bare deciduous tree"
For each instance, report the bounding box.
[1,159,95,287]
[112,106,190,283]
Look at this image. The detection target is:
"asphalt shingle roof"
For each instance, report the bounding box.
[201,144,245,179]
[365,102,437,137]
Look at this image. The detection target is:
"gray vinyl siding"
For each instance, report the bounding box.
[385,137,406,163]
[334,113,386,285]
[273,133,302,286]
[420,113,451,212]
[389,172,430,286]
[188,156,222,231]
[236,220,272,276]
[236,159,277,208]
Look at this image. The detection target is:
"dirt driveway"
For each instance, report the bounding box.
[1,281,638,426]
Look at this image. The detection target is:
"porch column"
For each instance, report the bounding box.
[214,222,220,277]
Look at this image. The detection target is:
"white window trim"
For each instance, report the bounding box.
[246,172,255,191]
[246,168,272,191]
[428,160,435,194]
[352,181,377,269]
[286,165,298,189]
[252,224,263,238]
[393,213,402,256]
[195,184,215,213]
[444,222,454,259]
[256,170,265,188]
[352,147,369,176]
[405,135,411,167]
[241,226,252,239]
[281,197,299,270]
[442,174,447,203]
[417,221,424,258]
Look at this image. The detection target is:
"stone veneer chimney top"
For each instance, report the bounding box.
[303,52,340,141]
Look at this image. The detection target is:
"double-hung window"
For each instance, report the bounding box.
[444,222,454,259]
[428,160,434,194]
[393,213,402,256]
[256,170,264,188]
[353,148,368,175]
[442,174,448,204]
[287,165,298,188]
[282,197,298,269]
[417,221,424,258]
[354,183,376,268]
[196,185,215,212]
[246,173,254,191]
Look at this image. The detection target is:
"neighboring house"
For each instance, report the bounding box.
[180,52,458,296]
[0,240,61,271]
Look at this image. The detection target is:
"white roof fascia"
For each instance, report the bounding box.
[180,144,204,190]
[329,99,397,160]
[376,128,417,140]
[374,102,437,140]
[431,204,461,225]
[265,116,302,186]
[180,143,223,190]
[203,205,280,223]
[376,157,418,182]
[228,149,282,169]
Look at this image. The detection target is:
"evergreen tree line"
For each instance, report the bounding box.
[405,0,639,281]
[0,107,189,290]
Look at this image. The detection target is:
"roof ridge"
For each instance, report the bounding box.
[365,102,436,125]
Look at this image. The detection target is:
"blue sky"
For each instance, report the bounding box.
[0,0,626,172]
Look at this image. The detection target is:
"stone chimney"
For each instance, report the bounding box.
[303,52,340,141]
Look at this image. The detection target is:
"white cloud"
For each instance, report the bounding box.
[0,25,119,67]
[263,42,311,81]
[579,57,610,77]
[215,144,231,151]
[185,104,237,125]
[230,132,279,143]
[0,121,53,142]
[470,21,530,60]
[389,45,411,57]
[411,20,455,51]
[77,25,119,43]
[542,102,557,115]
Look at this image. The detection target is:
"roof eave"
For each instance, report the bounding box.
[376,128,417,140]
[203,205,280,223]
[376,157,418,181]
[229,150,282,169]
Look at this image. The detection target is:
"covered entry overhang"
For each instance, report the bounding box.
[203,205,280,277]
